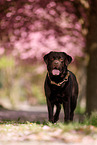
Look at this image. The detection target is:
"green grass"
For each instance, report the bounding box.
[0,121,88,136]
[0,111,97,127]
[0,120,96,137]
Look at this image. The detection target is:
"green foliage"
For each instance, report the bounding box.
[32,85,45,104]
[75,105,85,114]
[0,56,46,108]
[83,112,97,127]
[0,56,15,68]
[89,112,97,126]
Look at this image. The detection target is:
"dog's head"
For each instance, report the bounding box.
[44,51,72,77]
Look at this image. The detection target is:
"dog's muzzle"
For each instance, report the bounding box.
[52,60,61,75]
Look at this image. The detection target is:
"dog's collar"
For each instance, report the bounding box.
[48,71,70,87]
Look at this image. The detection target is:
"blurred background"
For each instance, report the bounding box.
[0,55,86,112]
[0,0,97,114]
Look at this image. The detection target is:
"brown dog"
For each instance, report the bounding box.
[44,51,78,123]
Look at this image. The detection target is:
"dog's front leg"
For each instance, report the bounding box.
[54,104,61,123]
[63,97,70,122]
[47,99,54,123]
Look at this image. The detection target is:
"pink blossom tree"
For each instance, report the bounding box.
[0,0,86,62]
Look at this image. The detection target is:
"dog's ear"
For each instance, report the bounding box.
[43,53,49,64]
[43,51,53,64]
[63,52,72,66]
[65,54,72,66]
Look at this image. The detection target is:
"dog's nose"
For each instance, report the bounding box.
[53,60,60,67]
[54,60,59,64]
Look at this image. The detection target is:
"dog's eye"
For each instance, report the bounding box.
[50,58,54,61]
[59,58,64,62]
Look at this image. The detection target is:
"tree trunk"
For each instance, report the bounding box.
[86,0,97,114]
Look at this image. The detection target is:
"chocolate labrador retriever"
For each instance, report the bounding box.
[44,51,78,123]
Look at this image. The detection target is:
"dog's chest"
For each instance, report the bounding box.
[50,90,68,104]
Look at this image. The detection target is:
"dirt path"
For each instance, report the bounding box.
[0,105,81,122]
[0,105,62,122]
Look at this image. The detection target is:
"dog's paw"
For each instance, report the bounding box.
[54,116,59,123]
[49,118,54,123]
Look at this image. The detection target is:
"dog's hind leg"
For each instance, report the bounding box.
[70,96,77,121]
[63,99,70,122]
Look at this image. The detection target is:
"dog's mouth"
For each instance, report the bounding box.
[52,69,60,76]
